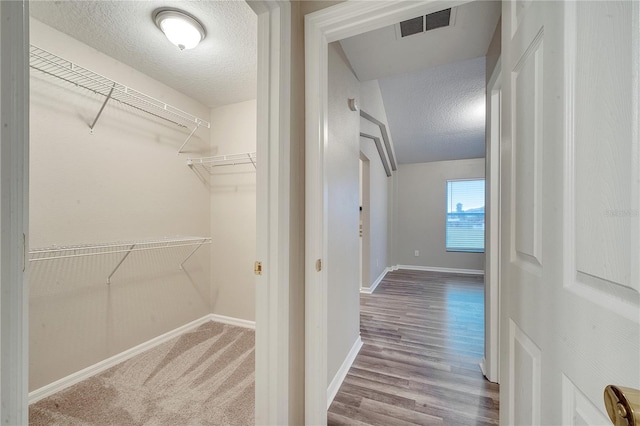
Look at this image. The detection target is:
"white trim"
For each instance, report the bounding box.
[0,2,30,424]
[208,314,256,330]
[305,2,468,423]
[488,57,502,91]
[29,314,254,404]
[326,336,363,409]
[304,7,329,424]
[253,5,271,425]
[485,55,502,384]
[479,357,488,377]
[3,0,291,422]
[360,267,389,294]
[395,265,485,275]
[250,1,293,424]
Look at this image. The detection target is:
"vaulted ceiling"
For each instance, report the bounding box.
[340,1,500,164]
[378,56,487,164]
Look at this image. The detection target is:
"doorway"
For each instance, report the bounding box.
[359,154,370,291]
[305,1,501,423]
[0,1,293,423]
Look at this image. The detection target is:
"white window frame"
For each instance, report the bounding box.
[445,178,486,253]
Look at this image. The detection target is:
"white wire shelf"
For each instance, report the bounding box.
[29,44,210,153]
[29,237,212,284]
[187,152,257,171]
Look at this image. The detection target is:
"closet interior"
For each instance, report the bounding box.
[27,0,258,411]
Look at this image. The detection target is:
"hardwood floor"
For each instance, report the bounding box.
[328,270,499,426]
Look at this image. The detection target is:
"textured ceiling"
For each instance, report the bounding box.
[339,1,498,164]
[30,0,257,109]
[339,1,500,82]
[378,56,486,164]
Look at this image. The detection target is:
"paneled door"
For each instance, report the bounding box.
[500,1,640,424]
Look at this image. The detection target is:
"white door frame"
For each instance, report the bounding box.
[0,1,30,424]
[249,1,294,424]
[481,57,501,384]
[0,1,292,424]
[305,0,495,423]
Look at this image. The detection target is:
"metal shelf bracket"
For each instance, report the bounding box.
[107,243,135,284]
[177,125,200,154]
[89,83,116,133]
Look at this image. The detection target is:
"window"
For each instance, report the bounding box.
[446,179,485,252]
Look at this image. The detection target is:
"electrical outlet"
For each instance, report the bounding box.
[414,250,419,257]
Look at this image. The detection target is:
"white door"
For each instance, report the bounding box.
[501,1,640,425]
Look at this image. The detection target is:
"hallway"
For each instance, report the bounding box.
[328,270,499,425]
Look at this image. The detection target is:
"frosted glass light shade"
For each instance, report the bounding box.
[154,9,205,51]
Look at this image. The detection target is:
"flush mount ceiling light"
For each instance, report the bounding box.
[154,8,206,50]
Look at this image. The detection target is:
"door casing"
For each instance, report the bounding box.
[0,2,30,424]
[304,0,498,423]
[482,57,502,384]
[0,1,294,424]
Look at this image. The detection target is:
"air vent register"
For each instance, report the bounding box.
[399,8,454,38]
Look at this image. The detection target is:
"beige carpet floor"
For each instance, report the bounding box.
[29,321,255,425]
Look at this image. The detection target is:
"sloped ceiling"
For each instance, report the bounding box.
[29,0,257,109]
[378,56,487,164]
[340,1,499,164]
[340,1,500,82]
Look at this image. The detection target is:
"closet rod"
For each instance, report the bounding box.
[29,238,213,261]
[29,45,210,151]
[29,237,212,261]
[30,238,212,285]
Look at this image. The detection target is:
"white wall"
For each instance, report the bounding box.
[359,80,392,289]
[209,100,256,321]
[327,42,361,386]
[29,19,212,390]
[394,158,486,271]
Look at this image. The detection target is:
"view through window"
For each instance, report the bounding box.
[446,179,485,252]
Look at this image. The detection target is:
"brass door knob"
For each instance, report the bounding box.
[604,385,640,426]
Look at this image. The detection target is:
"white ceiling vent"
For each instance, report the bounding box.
[397,8,457,39]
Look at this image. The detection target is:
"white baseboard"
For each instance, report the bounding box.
[327,335,363,409]
[395,265,484,276]
[360,267,389,294]
[209,313,256,329]
[479,357,487,378]
[29,313,255,404]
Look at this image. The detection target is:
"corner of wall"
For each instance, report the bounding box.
[485,15,502,84]
[326,335,362,409]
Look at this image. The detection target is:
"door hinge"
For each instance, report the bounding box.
[254,261,262,276]
[316,259,322,272]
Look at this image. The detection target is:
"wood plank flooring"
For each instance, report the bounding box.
[328,270,499,425]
